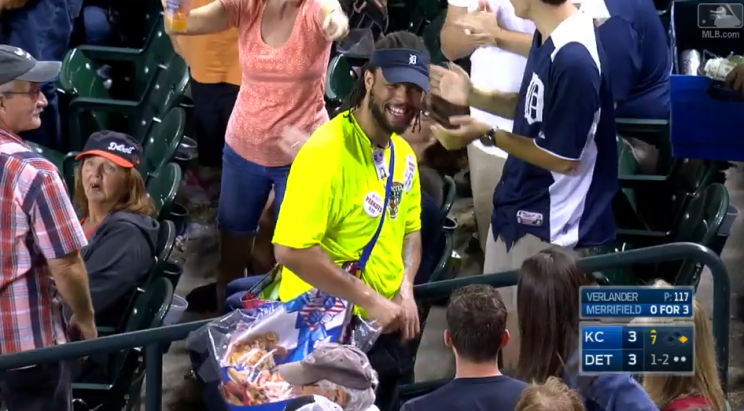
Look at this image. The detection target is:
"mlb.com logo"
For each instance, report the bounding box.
[108,141,135,154]
[697,3,743,29]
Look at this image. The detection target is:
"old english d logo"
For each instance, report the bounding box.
[388,182,404,219]
[524,72,545,125]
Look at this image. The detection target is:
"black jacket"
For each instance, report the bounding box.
[65,211,159,327]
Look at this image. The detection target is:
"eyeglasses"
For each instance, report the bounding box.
[1,89,43,102]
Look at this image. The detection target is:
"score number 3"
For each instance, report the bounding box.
[627,331,638,366]
[628,353,638,365]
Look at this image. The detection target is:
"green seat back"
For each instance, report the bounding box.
[124,277,173,333]
[146,163,182,219]
[429,229,454,284]
[60,49,111,133]
[75,277,172,405]
[440,174,455,221]
[140,107,186,179]
[150,220,176,283]
[119,276,174,411]
[669,183,730,285]
[131,28,178,96]
[131,55,189,141]
[60,49,111,99]
[325,54,357,104]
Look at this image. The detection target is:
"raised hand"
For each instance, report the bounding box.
[454,7,501,43]
[430,115,491,150]
[430,63,472,106]
[321,7,349,41]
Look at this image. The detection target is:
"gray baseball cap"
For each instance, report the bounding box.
[0,45,61,85]
[278,343,378,391]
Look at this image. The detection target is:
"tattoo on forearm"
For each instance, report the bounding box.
[403,233,422,278]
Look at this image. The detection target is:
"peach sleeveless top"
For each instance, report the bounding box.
[220,0,332,167]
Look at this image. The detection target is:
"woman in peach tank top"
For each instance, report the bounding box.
[165,0,348,308]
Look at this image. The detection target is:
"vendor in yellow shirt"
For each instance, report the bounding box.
[273,31,430,411]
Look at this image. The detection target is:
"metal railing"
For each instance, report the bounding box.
[0,242,730,411]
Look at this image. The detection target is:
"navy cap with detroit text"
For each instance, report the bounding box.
[76,131,142,168]
[370,48,430,92]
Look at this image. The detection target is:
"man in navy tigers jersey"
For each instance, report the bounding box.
[429,0,617,367]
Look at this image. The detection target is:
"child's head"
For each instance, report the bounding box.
[515,377,585,411]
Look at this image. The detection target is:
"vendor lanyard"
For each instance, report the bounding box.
[357,140,395,271]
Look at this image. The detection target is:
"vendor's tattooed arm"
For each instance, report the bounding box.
[399,231,422,298]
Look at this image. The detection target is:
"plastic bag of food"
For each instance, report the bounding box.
[187,288,381,410]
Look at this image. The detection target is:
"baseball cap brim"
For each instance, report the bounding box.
[75,150,135,168]
[380,66,430,93]
[278,362,321,386]
[16,61,62,83]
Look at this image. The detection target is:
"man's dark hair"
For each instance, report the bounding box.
[340,31,430,131]
[445,284,508,363]
[540,0,569,4]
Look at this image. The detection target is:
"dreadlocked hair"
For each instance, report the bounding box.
[340,31,430,133]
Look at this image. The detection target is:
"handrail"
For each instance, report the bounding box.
[0,242,730,411]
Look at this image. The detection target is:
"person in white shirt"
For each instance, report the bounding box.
[439,0,535,251]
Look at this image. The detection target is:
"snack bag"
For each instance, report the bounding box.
[187,288,381,411]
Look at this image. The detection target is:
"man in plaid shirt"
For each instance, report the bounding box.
[0,45,97,411]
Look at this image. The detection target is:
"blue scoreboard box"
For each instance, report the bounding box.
[580,324,695,375]
[580,286,694,319]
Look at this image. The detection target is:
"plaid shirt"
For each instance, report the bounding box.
[0,128,87,354]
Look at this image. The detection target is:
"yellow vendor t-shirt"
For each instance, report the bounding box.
[273,110,422,314]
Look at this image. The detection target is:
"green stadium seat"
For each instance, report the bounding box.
[60,17,173,97]
[66,53,188,150]
[439,174,456,221]
[146,162,182,220]
[139,107,187,181]
[72,277,173,411]
[601,183,730,286]
[663,183,730,286]
[129,55,189,141]
[325,54,357,105]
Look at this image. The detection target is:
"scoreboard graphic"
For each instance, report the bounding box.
[580,286,694,318]
[580,325,694,374]
[579,286,695,375]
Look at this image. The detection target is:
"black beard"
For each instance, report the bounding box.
[368,89,410,135]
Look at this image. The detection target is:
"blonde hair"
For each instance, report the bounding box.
[74,159,156,218]
[515,377,585,411]
[641,281,725,411]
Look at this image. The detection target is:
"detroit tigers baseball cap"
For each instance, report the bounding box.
[277,343,378,391]
[370,48,430,92]
[0,45,62,85]
[76,131,142,168]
